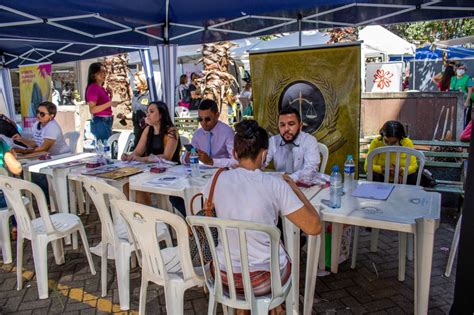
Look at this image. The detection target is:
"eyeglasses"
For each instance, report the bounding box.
[36,110,49,118]
[198,117,212,122]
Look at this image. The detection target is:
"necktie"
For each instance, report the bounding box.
[285,143,294,173]
[208,132,213,157]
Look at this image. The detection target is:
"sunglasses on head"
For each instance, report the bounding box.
[198,117,212,122]
[36,110,48,118]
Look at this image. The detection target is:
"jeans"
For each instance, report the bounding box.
[91,116,113,143]
[169,196,186,217]
[31,173,50,204]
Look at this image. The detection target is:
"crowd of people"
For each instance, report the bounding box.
[0,59,467,306]
[432,61,473,136]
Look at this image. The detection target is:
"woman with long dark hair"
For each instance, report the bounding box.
[85,62,120,143]
[121,101,181,163]
[364,120,418,184]
[122,101,181,205]
[432,61,456,92]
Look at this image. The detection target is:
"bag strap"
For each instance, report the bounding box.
[203,167,227,216]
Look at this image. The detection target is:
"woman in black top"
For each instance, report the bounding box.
[121,101,181,205]
[122,101,181,163]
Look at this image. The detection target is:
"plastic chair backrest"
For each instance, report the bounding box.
[175,106,190,117]
[0,167,8,177]
[317,142,329,174]
[180,135,190,146]
[64,131,80,153]
[82,177,128,244]
[0,176,53,236]
[366,146,425,185]
[113,200,197,283]
[186,216,285,307]
[108,131,134,158]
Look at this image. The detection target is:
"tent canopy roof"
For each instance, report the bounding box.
[390,45,474,60]
[0,0,473,67]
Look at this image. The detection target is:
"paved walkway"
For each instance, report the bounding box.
[0,208,458,314]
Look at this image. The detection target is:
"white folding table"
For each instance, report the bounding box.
[303,181,441,315]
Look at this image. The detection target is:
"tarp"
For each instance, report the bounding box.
[390,45,474,60]
[0,38,142,68]
[0,0,473,67]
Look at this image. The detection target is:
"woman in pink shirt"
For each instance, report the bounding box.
[85,63,119,143]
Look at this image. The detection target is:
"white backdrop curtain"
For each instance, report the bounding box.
[157,44,178,119]
[0,68,16,119]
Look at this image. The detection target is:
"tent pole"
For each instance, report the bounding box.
[298,13,302,47]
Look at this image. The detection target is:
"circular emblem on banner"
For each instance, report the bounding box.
[278,81,326,134]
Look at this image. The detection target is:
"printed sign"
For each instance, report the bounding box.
[365,62,403,92]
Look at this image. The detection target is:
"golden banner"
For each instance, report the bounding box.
[250,43,361,174]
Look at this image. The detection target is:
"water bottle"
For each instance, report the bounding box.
[344,154,355,192]
[96,140,106,164]
[103,142,111,160]
[330,165,342,209]
[189,148,200,177]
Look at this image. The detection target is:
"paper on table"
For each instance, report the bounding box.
[351,183,395,200]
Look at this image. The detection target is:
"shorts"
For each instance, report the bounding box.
[210,261,291,297]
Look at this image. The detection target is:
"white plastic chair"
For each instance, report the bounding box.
[180,135,190,146]
[107,131,135,159]
[352,146,425,281]
[187,216,292,314]
[82,177,172,310]
[0,168,33,264]
[0,168,14,264]
[317,142,329,174]
[113,200,203,315]
[175,106,190,118]
[0,175,96,299]
[445,214,462,277]
[64,131,80,154]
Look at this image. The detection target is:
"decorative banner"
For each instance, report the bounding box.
[19,63,52,130]
[250,43,361,174]
[365,62,403,92]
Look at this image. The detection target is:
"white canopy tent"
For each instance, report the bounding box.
[359,25,416,57]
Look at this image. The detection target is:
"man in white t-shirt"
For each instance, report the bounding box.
[265,107,320,180]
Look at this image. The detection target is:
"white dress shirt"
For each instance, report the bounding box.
[265,131,320,180]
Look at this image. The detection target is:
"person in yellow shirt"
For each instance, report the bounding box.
[364,120,418,184]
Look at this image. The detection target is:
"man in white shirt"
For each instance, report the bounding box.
[265,107,320,180]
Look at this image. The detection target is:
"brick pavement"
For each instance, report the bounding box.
[0,208,459,314]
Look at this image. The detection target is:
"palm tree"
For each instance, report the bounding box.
[326,27,358,43]
[104,54,132,129]
[198,42,237,124]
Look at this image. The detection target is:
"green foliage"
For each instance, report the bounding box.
[386,19,474,45]
[258,35,275,41]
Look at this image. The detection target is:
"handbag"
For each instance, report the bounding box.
[188,168,226,266]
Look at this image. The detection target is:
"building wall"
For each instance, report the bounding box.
[361,91,464,140]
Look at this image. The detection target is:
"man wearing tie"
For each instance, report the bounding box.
[265,107,320,180]
[185,99,236,167]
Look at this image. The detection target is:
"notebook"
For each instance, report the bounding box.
[351,183,395,200]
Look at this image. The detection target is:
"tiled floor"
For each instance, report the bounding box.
[0,207,459,314]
